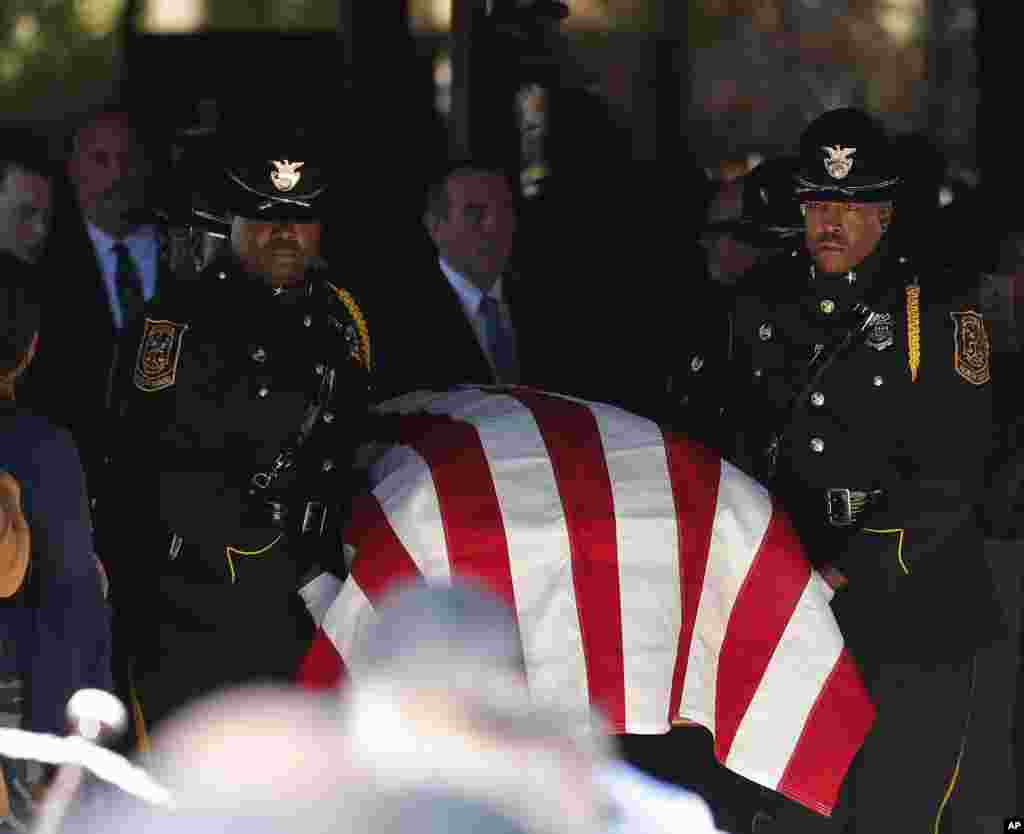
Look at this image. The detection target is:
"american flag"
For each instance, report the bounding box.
[298,387,875,816]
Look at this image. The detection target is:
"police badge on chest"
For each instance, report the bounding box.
[864,312,894,351]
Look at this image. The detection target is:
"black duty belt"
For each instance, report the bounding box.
[825,488,886,527]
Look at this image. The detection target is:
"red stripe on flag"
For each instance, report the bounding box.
[295,490,423,693]
[297,627,346,689]
[662,431,721,725]
[512,391,626,730]
[777,648,876,816]
[404,416,517,610]
[714,504,811,762]
[348,491,423,603]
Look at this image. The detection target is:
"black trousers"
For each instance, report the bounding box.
[616,726,841,833]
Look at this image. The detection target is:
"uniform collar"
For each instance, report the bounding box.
[805,235,893,321]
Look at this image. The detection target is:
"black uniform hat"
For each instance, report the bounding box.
[795,108,900,203]
[703,156,804,247]
[205,127,330,223]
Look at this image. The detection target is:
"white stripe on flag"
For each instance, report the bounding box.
[325,578,377,675]
[423,387,502,420]
[454,393,592,723]
[678,460,773,733]
[590,403,682,734]
[724,572,844,787]
[373,447,451,583]
[298,571,345,627]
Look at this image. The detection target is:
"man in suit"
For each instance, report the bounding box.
[29,108,168,498]
[372,163,535,401]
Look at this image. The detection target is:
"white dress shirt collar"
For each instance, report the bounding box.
[438,257,505,319]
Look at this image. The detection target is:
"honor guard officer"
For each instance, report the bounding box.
[728,109,1005,832]
[108,130,372,729]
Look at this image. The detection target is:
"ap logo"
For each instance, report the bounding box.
[1006,818,1023,831]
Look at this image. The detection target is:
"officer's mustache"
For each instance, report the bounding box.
[264,238,303,254]
[813,232,848,247]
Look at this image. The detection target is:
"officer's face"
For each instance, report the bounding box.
[230,218,322,287]
[68,113,152,235]
[427,171,516,290]
[0,165,52,265]
[803,200,890,274]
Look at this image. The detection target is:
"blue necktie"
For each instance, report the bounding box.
[479,294,518,384]
[112,243,144,330]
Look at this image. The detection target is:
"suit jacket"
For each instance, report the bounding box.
[24,202,169,490]
[371,262,554,402]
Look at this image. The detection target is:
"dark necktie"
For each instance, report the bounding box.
[112,242,144,330]
[479,294,518,384]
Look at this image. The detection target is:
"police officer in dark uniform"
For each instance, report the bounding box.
[729,109,1005,832]
[108,130,372,728]
[663,156,804,458]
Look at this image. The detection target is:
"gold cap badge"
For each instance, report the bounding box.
[270,159,304,192]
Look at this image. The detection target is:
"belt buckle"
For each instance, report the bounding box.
[301,501,328,536]
[826,488,854,527]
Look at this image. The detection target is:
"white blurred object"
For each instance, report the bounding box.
[598,762,721,833]
[0,729,171,807]
[66,690,127,745]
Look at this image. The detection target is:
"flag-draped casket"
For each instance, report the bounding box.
[299,387,875,816]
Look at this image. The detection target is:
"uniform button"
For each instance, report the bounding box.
[257,386,270,398]
[810,391,825,407]
[252,347,267,363]
[323,411,335,424]
[810,437,825,453]
[679,395,690,406]
[322,459,335,472]
[303,315,313,328]
[690,355,704,373]
[218,271,227,281]
[873,375,884,387]
[758,323,773,341]
[820,299,836,315]
[753,368,763,378]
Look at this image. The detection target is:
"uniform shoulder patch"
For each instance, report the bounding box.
[950,309,991,386]
[134,318,189,392]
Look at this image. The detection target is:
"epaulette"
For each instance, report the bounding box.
[327,281,371,373]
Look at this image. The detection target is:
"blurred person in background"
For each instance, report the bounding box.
[372,161,545,401]
[0,128,55,271]
[662,156,803,456]
[0,281,112,830]
[28,108,172,509]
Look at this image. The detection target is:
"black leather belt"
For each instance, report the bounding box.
[825,488,885,527]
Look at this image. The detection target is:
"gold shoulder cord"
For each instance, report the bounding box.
[329,283,372,373]
[906,283,921,382]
